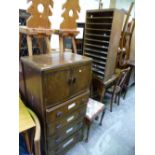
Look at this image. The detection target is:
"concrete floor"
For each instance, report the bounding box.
[66,86,135,155]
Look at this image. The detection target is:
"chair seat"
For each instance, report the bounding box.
[86,98,105,121]
[107,85,121,94]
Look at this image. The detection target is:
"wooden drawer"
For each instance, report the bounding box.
[44,63,91,108]
[48,129,83,155]
[47,118,83,150]
[46,105,86,136]
[46,91,89,123]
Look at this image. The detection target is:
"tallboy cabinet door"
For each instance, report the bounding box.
[43,69,71,108]
[71,64,92,96]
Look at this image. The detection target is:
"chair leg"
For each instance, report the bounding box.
[85,122,91,142]
[110,92,115,112]
[27,35,33,56]
[114,94,117,103]
[99,108,105,126]
[59,35,64,53]
[100,87,106,103]
[123,86,128,99]
[117,94,119,105]
[23,131,33,154]
[117,92,121,106]
[45,36,51,53]
[71,37,77,53]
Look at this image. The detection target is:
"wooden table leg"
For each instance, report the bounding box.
[27,35,33,56]
[99,108,105,126]
[100,87,106,102]
[71,37,77,53]
[45,36,51,53]
[110,91,115,112]
[117,91,121,106]
[23,131,32,154]
[59,35,64,54]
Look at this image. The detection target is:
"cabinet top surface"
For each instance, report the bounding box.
[21,52,92,71]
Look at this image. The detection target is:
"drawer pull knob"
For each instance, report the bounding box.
[68,103,76,110]
[63,138,74,148]
[56,124,62,129]
[67,116,74,122]
[66,127,73,134]
[56,111,63,117]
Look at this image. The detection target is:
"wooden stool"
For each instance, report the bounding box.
[19,26,54,56]
[85,98,105,142]
[55,29,79,53]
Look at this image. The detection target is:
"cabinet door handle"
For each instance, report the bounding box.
[68,77,76,85]
[68,78,72,85]
[56,111,63,117]
[72,77,76,84]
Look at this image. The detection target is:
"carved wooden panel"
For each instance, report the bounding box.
[26,0,53,28]
[60,0,80,30]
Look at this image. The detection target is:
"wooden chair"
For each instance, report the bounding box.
[19,26,54,56]
[118,19,135,67]
[117,2,135,67]
[106,67,131,112]
[54,29,79,53]
[27,108,41,155]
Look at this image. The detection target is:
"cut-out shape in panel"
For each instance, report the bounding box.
[26,0,54,28]
[60,0,80,29]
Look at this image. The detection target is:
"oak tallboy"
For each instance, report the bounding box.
[20,52,92,155]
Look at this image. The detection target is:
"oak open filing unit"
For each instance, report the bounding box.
[83,9,125,82]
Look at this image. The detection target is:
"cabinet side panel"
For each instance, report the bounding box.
[22,63,44,117]
[21,62,47,154]
[104,10,125,81]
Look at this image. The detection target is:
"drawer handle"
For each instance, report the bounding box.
[55,137,61,144]
[66,127,73,134]
[56,111,63,117]
[67,115,75,122]
[56,124,62,129]
[68,103,76,110]
[63,138,74,148]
